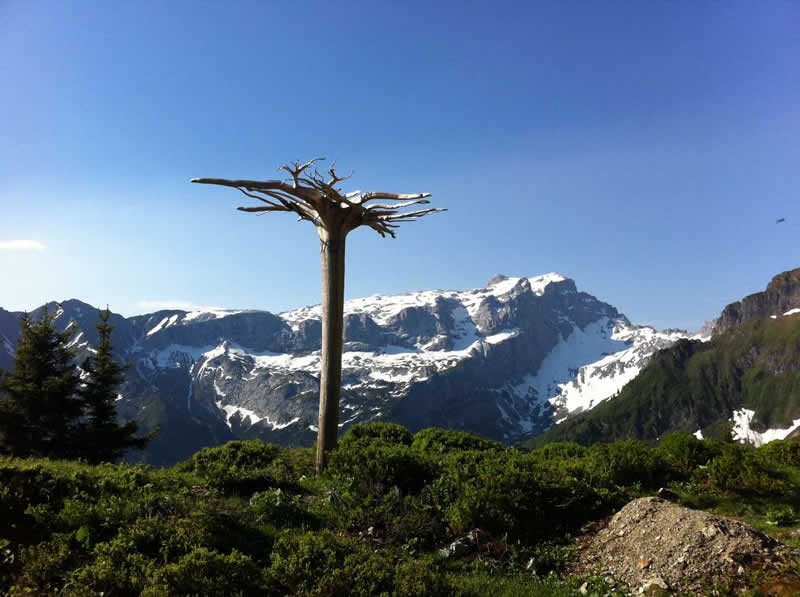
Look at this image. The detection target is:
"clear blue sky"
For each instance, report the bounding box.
[1,1,798,331]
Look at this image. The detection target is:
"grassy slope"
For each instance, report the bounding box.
[2,425,799,596]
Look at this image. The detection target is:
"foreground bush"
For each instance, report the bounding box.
[2,428,799,596]
[411,428,503,454]
[267,531,452,597]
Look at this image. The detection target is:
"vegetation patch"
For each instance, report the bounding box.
[1,424,799,595]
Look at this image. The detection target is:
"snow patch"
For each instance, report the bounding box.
[152,343,215,368]
[528,272,567,295]
[783,308,800,316]
[216,401,265,428]
[184,309,245,322]
[215,398,300,431]
[147,316,172,336]
[522,320,687,423]
[731,408,800,447]
[66,331,84,348]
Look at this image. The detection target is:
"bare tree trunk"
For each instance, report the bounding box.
[316,228,346,473]
[191,161,442,474]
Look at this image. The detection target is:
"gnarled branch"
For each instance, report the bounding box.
[191,159,444,239]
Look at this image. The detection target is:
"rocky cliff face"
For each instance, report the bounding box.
[715,268,800,336]
[1,274,699,464]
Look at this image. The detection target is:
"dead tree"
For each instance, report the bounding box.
[191,158,445,473]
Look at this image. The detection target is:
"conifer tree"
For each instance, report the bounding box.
[75,308,149,463]
[0,309,82,458]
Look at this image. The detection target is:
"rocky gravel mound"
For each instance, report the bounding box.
[580,497,795,595]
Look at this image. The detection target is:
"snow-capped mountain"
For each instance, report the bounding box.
[2,274,704,463]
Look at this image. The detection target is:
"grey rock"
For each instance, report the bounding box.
[656,487,679,502]
[715,268,800,336]
[438,537,471,559]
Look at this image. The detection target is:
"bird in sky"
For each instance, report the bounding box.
[776,218,786,223]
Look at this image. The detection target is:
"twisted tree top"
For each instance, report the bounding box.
[191,157,445,238]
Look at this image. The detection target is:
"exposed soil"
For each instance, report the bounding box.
[576,497,797,595]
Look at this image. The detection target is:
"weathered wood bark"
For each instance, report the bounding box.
[316,228,346,473]
[191,159,443,475]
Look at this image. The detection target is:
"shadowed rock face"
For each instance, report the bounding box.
[716,268,800,336]
[1,273,692,464]
[0,307,22,372]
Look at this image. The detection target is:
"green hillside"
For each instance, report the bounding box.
[3,424,800,595]
[526,314,800,448]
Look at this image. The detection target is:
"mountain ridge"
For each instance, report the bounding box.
[1,273,702,464]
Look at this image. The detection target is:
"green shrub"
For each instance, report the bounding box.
[530,442,587,461]
[69,521,166,595]
[765,504,796,527]
[330,439,434,496]
[176,440,286,494]
[656,431,716,473]
[268,531,452,596]
[250,488,318,529]
[16,532,79,593]
[267,530,354,594]
[338,422,414,448]
[587,440,673,488]
[705,444,788,496]
[430,451,610,543]
[143,547,264,597]
[756,439,800,468]
[411,428,502,454]
[179,440,282,475]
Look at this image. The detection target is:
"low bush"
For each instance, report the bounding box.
[143,547,265,597]
[175,440,285,494]
[587,439,674,488]
[411,428,503,454]
[429,451,612,543]
[267,531,452,596]
[704,443,789,496]
[657,431,717,474]
[757,439,800,468]
[2,427,798,596]
[330,425,434,496]
[337,422,414,449]
[529,441,587,461]
[765,504,797,527]
[250,488,319,529]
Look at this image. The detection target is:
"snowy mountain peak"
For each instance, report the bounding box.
[487,272,568,295]
[3,273,697,462]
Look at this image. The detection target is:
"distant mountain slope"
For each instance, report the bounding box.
[1,274,697,464]
[527,268,800,448]
[0,307,21,372]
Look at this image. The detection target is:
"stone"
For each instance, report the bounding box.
[656,487,679,501]
[438,537,471,559]
[639,576,669,596]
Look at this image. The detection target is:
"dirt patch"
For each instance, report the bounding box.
[578,497,795,595]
